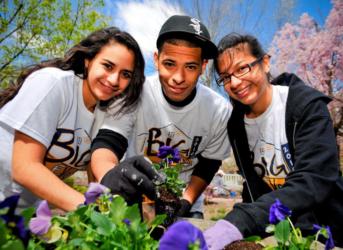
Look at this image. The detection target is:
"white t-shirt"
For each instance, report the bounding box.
[0,67,104,206]
[102,74,232,212]
[245,85,293,190]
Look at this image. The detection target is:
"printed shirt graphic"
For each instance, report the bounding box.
[0,68,97,202]
[245,85,293,190]
[102,74,231,183]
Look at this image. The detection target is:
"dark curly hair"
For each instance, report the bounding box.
[0,27,145,115]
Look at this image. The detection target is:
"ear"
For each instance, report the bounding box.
[262,55,271,74]
[201,59,208,74]
[153,51,159,70]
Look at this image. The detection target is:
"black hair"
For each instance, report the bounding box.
[0,27,145,114]
[157,34,206,60]
[214,32,267,74]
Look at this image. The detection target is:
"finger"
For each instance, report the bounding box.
[130,156,165,184]
[122,166,157,200]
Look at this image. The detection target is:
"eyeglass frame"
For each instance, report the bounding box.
[215,56,264,86]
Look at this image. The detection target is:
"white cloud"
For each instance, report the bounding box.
[114,0,184,73]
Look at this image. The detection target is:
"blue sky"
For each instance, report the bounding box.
[103,0,333,76]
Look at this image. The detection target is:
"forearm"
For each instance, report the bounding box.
[183,175,208,204]
[91,148,119,181]
[13,162,84,211]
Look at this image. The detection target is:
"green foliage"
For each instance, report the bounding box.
[155,162,185,197]
[263,218,315,250]
[29,195,164,250]
[0,0,109,88]
[0,206,33,250]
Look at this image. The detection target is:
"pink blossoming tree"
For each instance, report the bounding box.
[269,0,343,138]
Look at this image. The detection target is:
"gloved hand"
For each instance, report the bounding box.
[203,219,243,250]
[177,199,192,217]
[100,156,164,205]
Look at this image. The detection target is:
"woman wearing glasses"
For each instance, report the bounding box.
[203,33,343,248]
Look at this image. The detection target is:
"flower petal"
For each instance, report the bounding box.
[84,182,109,205]
[29,216,51,235]
[269,199,292,224]
[0,194,20,214]
[36,200,52,218]
[29,201,52,235]
[159,221,207,250]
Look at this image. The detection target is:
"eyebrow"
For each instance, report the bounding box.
[103,59,133,73]
[219,59,246,75]
[103,59,115,65]
[185,62,200,66]
[162,58,200,66]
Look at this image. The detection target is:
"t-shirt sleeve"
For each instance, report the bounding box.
[0,70,67,148]
[201,100,232,160]
[100,108,136,140]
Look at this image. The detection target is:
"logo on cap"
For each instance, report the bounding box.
[189,18,202,35]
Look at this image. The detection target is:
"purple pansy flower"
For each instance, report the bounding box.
[269,199,292,224]
[29,200,52,235]
[84,182,109,205]
[0,195,29,243]
[159,221,208,250]
[313,224,335,250]
[157,146,181,163]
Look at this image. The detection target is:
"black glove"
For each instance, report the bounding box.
[100,156,164,205]
[177,199,192,217]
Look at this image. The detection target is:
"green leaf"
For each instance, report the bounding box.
[110,196,127,224]
[20,207,35,226]
[90,211,114,236]
[244,235,262,242]
[0,239,25,250]
[124,204,141,231]
[150,214,167,227]
[274,220,290,245]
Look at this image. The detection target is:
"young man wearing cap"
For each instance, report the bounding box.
[91,15,231,218]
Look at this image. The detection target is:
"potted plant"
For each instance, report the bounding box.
[149,146,186,228]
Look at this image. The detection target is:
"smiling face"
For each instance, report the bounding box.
[217,44,272,117]
[83,41,134,111]
[154,42,206,102]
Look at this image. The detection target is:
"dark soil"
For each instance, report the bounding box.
[224,240,262,250]
[155,186,181,227]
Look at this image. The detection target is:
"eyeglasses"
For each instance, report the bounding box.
[216,57,263,86]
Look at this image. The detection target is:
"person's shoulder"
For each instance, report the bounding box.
[197,84,228,104]
[28,67,76,88]
[145,74,159,86]
[30,67,74,78]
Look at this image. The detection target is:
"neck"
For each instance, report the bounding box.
[247,84,273,118]
[83,80,97,112]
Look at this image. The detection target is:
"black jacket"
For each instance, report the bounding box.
[224,73,343,246]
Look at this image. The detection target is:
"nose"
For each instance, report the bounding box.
[107,72,119,86]
[172,68,185,85]
[230,75,242,89]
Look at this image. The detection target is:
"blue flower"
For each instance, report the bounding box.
[159,221,208,250]
[123,218,131,226]
[29,200,52,235]
[157,146,181,163]
[0,195,30,243]
[313,224,335,250]
[84,182,110,205]
[269,199,292,224]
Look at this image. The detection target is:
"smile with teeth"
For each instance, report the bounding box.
[234,85,250,97]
